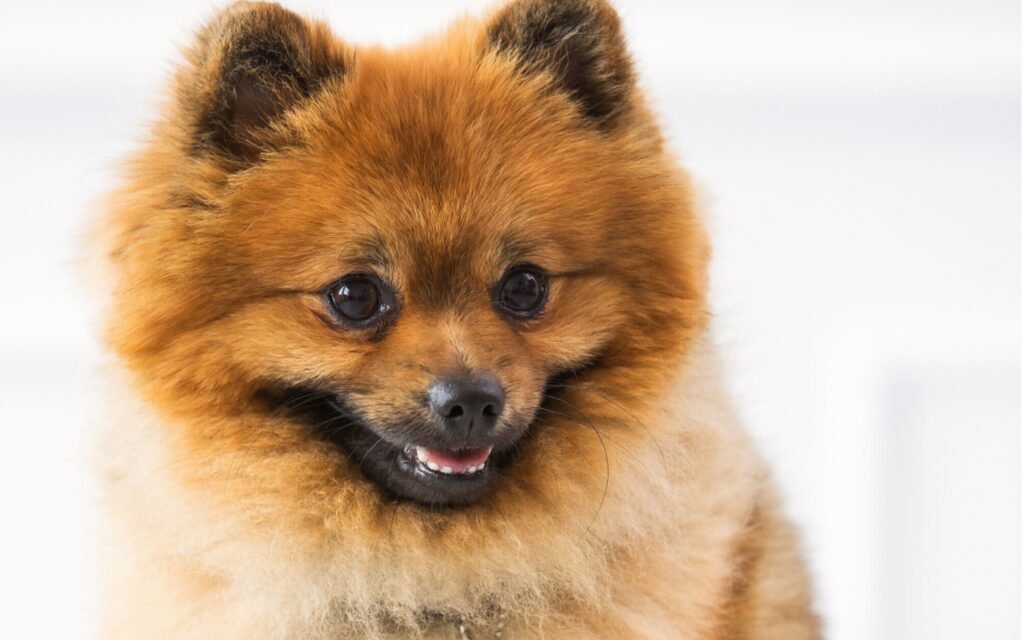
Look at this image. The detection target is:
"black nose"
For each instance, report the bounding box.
[427,373,505,439]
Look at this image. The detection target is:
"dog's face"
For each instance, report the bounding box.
[106,0,708,514]
[227,120,637,505]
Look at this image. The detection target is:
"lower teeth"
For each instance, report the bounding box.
[419,461,485,475]
[409,446,489,476]
[408,452,485,475]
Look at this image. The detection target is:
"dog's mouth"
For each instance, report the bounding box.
[257,385,520,506]
[386,441,507,505]
[334,407,517,505]
[404,445,493,476]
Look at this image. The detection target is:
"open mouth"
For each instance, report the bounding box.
[258,385,518,506]
[388,440,507,505]
[404,445,493,476]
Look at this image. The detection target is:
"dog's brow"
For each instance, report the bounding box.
[351,236,390,269]
[499,237,534,265]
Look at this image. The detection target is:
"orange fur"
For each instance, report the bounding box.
[94,1,820,637]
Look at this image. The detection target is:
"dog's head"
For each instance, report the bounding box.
[105,0,707,518]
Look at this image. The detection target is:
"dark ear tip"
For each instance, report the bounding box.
[194,2,301,52]
[208,1,300,28]
[487,0,634,128]
[489,0,625,40]
[180,1,344,164]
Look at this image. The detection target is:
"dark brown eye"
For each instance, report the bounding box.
[325,274,393,326]
[495,265,548,318]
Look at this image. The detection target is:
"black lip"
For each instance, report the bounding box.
[256,385,517,506]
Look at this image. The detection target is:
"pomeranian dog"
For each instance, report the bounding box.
[93,0,820,637]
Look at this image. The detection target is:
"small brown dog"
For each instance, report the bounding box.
[94,1,820,637]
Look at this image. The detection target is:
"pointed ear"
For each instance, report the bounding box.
[486,0,636,129]
[178,2,346,163]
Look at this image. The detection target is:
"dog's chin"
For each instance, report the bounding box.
[259,386,523,507]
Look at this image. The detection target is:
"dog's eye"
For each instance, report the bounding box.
[494,265,548,319]
[325,274,393,326]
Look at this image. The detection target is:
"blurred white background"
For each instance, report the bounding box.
[0,0,1018,638]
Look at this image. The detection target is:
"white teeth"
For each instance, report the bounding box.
[409,446,490,475]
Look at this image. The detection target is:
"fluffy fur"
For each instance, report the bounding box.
[93,1,820,638]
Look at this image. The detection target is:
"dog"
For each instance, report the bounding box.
[92,1,820,637]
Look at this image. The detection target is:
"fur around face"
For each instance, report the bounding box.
[94,1,821,638]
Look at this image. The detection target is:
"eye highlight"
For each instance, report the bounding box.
[494,265,548,319]
[324,274,396,328]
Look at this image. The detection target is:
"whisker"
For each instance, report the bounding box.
[561,383,670,477]
[225,420,269,480]
[494,502,513,532]
[224,388,339,479]
[310,412,355,435]
[269,387,334,417]
[358,434,388,467]
[387,499,401,540]
[536,397,610,536]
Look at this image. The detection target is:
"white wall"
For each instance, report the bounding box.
[0,1,1018,638]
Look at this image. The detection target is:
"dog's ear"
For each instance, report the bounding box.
[177,2,346,164]
[486,0,636,129]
